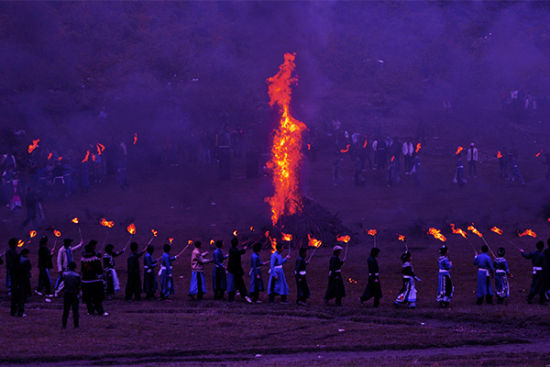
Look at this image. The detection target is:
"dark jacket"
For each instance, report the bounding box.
[227,247,246,275]
[62,270,81,295]
[38,246,53,269]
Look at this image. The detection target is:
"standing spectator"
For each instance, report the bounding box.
[61,262,81,329]
[81,241,107,316]
[467,143,478,178]
[125,242,144,301]
[36,236,54,296]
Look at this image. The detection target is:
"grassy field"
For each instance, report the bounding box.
[1,133,550,366]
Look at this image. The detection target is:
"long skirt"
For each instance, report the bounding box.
[395,277,416,306]
[143,269,158,295]
[212,266,227,292]
[325,273,345,300]
[494,273,509,299]
[296,275,310,301]
[436,272,453,303]
[361,276,382,301]
[268,268,289,296]
[189,271,206,295]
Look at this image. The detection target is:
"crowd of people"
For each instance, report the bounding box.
[2,232,550,329]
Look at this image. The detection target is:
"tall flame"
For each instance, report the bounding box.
[450,223,467,238]
[265,53,307,226]
[82,150,90,163]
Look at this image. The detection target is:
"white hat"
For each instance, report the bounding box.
[333,245,344,251]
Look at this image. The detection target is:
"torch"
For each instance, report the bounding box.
[281,232,293,256]
[337,235,351,261]
[71,217,83,242]
[99,218,115,245]
[397,233,408,252]
[52,229,62,251]
[450,223,476,254]
[367,229,377,247]
[175,239,193,258]
[124,223,136,251]
[306,234,322,262]
[467,224,496,258]
[147,228,158,246]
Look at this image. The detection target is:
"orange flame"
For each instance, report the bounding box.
[340,144,350,153]
[347,277,358,284]
[307,143,311,151]
[455,146,463,155]
[17,239,25,247]
[397,234,406,242]
[187,239,193,245]
[100,218,114,228]
[168,237,174,245]
[127,223,136,235]
[96,143,105,156]
[450,223,467,238]
[47,152,53,160]
[91,154,96,162]
[151,229,158,237]
[209,239,215,245]
[307,234,322,248]
[133,132,138,145]
[428,227,447,242]
[490,226,503,235]
[281,232,293,241]
[250,226,255,232]
[28,139,40,154]
[233,230,238,237]
[415,143,422,153]
[536,150,543,158]
[57,156,63,161]
[336,235,351,243]
[367,229,377,236]
[363,139,368,149]
[53,229,62,238]
[467,225,483,238]
[71,217,79,224]
[518,229,537,238]
[497,151,503,159]
[269,237,278,253]
[81,150,90,163]
[265,53,307,226]
[29,230,37,238]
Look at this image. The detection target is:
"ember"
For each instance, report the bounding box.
[265,53,307,226]
[427,227,447,242]
[47,152,53,160]
[133,132,138,145]
[535,150,543,158]
[497,151,503,159]
[518,229,537,238]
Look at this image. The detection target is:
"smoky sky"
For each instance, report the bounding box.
[1,1,550,149]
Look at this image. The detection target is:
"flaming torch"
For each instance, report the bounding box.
[415,143,422,153]
[490,226,503,235]
[17,239,25,248]
[468,224,496,257]
[71,217,83,241]
[28,139,40,154]
[397,233,408,251]
[450,223,468,238]
[455,146,464,155]
[427,227,447,242]
[265,53,307,226]
[517,229,537,238]
[29,230,37,239]
[306,234,322,262]
[367,229,377,247]
[337,235,351,260]
[147,228,158,246]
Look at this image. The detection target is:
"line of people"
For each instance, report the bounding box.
[3,236,550,328]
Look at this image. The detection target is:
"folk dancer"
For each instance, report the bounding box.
[125,242,145,301]
[159,244,177,300]
[103,244,123,299]
[249,242,265,303]
[212,240,227,300]
[81,241,108,316]
[494,247,511,304]
[474,245,494,305]
[227,237,252,303]
[295,247,310,305]
[325,245,345,306]
[268,242,290,304]
[360,247,382,307]
[189,241,211,300]
[520,241,547,305]
[395,251,421,308]
[436,245,453,308]
[55,238,83,297]
[61,262,80,329]
[143,245,158,299]
[36,236,54,297]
